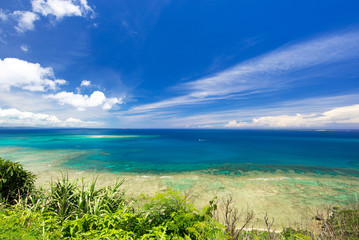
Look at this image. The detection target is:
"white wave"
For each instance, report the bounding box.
[248,177,290,181]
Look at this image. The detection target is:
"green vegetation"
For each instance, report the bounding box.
[0,157,35,204]
[1,158,358,239]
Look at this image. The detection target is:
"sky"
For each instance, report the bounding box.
[0,0,359,129]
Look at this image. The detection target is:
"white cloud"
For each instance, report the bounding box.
[133,30,359,112]
[31,0,93,19]
[185,31,359,97]
[46,91,122,111]
[80,80,91,86]
[65,117,87,124]
[20,44,29,52]
[0,57,121,116]
[133,95,233,112]
[225,104,359,129]
[13,11,39,32]
[0,89,116,127]
[3,0,94,33]
[0,9,8,21]
[0,108,99,127]
[0,58,66,92]
[319,105,359,123]
[102,97,122,110]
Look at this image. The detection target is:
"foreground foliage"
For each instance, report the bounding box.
[0,159,358,239]
[0,158,35,204]
[1,172,226,239]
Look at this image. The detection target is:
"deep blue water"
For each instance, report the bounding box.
[1,129,359,175]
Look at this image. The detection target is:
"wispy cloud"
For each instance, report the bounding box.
[20,44,30,52]
[118,94,359,128]
[133,30,359,112]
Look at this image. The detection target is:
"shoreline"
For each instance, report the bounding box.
[33,168,359,229]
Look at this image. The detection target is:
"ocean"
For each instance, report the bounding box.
[0,128,359,176]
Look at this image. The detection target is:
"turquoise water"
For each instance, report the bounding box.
[0,129,359,175]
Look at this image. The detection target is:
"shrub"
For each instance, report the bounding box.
[322,207,359,239]
[45,175,126,221]
[281,227,313,240]
[0,158,35,204]
[137,189,226,239]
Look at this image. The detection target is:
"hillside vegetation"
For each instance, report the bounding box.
[1,157,358,239]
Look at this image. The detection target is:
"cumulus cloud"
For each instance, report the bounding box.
[13,11,39,32]
[80,80,91,86]
[31,0,93,19]
[0,57,122,114]
[0,58,67,92]
[0,108,99,127]
[4,0,94,33]
[46,91,122,111]
[224,104,359,128]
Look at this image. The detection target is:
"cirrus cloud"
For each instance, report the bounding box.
[133,30,359,112]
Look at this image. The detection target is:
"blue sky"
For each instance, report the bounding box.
[0,0,359,128]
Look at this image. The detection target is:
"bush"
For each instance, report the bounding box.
[0,158,35,204]
[322,207,359,239]
[281,227,313,240]
[136,189,225,239]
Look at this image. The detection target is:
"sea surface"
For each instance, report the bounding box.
[1,128,359,176]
